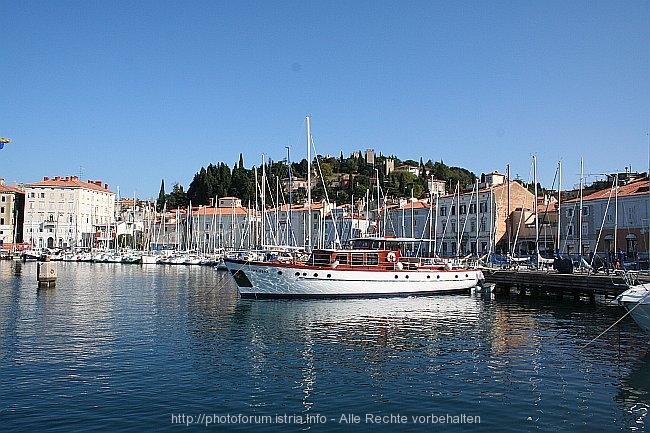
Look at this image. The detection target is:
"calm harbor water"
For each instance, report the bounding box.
[1,261,649,432]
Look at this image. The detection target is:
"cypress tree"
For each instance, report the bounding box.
[157,179,166,212]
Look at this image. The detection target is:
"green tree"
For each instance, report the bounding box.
[166,183,188,209]
[156,179,166,212]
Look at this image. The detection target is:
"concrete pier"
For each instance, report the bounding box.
[37,261,57,288]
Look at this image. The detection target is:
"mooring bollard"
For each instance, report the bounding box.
[37,259,57,288]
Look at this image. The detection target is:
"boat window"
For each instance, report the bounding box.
[372,241,382,250]
[354,239,371,249]
[336,253,348,265]
[310,253,331,266]
[386,241,400,251]
[366,253,379,265]
[351,253,364,266]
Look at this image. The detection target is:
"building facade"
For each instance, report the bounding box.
[562,175,649,263]
[23,176,116,250]
[0,179,24,250]
[378,173,535,257]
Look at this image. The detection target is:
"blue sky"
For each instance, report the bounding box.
[1,0,648,199]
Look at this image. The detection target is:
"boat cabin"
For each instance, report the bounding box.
[306,237,405,268]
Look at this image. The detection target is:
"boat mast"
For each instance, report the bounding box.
[375,168,381,237]
[507,164,511,255]
[306,116,312,252]
[286,146,293,246]
[275,177,279,245]
[614,172,619,259]
[401,198,405,237]
[428,176,433,256]
[578,158,584,265]
[411,187,415,238]
[557,161,562,255]
[475,178,480,257]
[254,167,259,247]
[261,155,266,247]
[456,181,460,258]
[366,188,370,240]
[434,190,439,257]
[534,155,540,267]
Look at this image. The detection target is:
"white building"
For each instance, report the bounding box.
[377,173,536,258]
[23,176,116,249]
[265,201,335,249]
[384,199,433,241]
[153,203,257,252]
[562,175,649,263]
[323,205,374,247]
[0,179,24,250]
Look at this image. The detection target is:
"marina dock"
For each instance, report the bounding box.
[484,268,650,299]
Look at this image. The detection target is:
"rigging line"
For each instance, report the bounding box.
[458,184,476,251]
[517,292,634,359]
[435,184,455,256]
[589,181,616,271]
[309,134,341,247]
[511,158,536,257]
[537,163,560,254]
[580,288,650,350]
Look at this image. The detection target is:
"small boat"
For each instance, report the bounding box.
[21,249,41,262]
[140,253,158,265]
[121,253,141,264]
[617,283,650,335]
[224,237,485,298]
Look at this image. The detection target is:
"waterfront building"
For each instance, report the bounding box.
[403,172,536,257]
[151,209,186,250]
[115,198,156,250]
[171,200,254,252]
[322,205,374,247]
[507,197,559,257]
[435,172,535,256]
[0,178,24,251]
[561,174,649,264]
[384,199,433,241]
[22,176,116,250]
[265,201,335,249]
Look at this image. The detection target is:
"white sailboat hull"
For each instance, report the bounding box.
[140,254,158,264]
[225,259,484,298]
[618,284,650,335]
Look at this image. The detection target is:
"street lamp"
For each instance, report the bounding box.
[0,137,11,150]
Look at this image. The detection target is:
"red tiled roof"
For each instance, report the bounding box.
[27,176,114,193]
[188,206,250,216]
[565,178,649,203]
[268,203,328,212]
[0,185,23,194]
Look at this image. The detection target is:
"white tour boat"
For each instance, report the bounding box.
[224,237,485,298]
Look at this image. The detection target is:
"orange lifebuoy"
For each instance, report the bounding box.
[387,252,397,262]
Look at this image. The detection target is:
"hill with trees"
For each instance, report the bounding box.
[156,152,477,210]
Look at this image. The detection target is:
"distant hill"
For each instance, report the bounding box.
[159,152,478,209]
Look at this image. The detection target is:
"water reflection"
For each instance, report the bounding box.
[2,262,650,432]
[618,351,650,430]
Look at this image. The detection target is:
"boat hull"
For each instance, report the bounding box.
[618,284,650,335]
[225,259,484,298]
